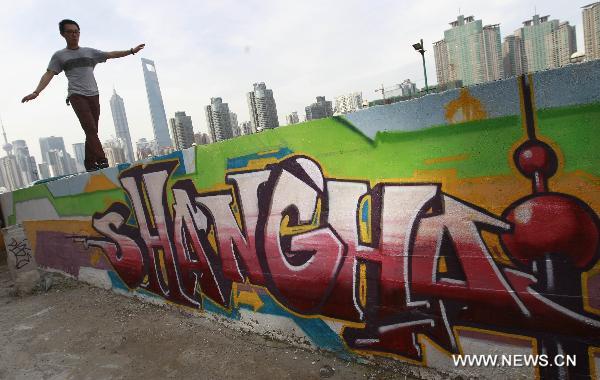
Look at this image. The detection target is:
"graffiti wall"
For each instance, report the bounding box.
[1,61,599,379]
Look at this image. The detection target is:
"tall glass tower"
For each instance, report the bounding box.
[109,89,135,163]
[141,58,172,149]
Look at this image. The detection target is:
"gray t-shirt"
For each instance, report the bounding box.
[47,47,108,97]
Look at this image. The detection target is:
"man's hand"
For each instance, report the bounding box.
[133,44,145,54]
[107,44,146,59]
[21,92,39,103]
[22,70,55,103]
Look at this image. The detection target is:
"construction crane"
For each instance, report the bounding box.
[374,84,400,103]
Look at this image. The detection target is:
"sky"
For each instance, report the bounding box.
[0,0,590,164]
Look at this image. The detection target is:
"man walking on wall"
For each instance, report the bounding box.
[22,19,145,172]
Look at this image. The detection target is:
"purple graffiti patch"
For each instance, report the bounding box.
[35,231,112,277]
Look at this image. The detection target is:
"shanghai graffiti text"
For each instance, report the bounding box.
[85,156,600,370]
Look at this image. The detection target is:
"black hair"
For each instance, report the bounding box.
[59,19,80,34]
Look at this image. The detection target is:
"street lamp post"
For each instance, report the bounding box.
[412,39,429,94]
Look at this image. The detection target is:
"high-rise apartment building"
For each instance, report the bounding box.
[247,82,280,131]
[583,2,600,60]
[230,112,242,137]
[169,111,195,151]
[109,89,135,162]
[135,138,155,160]
[305,96,334,121]
[205,97,233,142]
[285,112,299,125]
[47,149,72,177]
[433,15,503,87]
[72,143,85,170]
[553,21,578,67]
[0,131,24,191]
[39,136,66,164]
[39,136,75,176]
[483,24,504,81]
[141,58,172,148]
[240,121,254,135]
[103,138,127,167]
[334,92,363,115]
[194,133,211,145]
[13,140,38,184]
[400,80,418,97]
[503,34,526,77]
[433,40,454,86]
[38,162,51,180]
[503,15,577,77]
[0,155,24,191]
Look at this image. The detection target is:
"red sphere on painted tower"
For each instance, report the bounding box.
[501,194,599,269]
[514,140,558,190]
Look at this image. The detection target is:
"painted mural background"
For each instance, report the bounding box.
[1,61,599,379]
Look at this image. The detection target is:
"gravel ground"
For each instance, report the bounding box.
[0,265,419,380]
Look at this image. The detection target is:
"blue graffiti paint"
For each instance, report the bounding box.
[117,163,131,171]
[203,297,241,320]
[108,270,130,292]
[227,147,293,169]
[258,295,351,356]
[151,151,187,177]
[361,199,369,223]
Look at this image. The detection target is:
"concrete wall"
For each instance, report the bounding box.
[2,61,599,379]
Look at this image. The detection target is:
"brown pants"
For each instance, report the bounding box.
[69,94,106,170]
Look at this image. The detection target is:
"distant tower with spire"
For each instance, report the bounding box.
[109,88,135,163]
[0,115,25,191]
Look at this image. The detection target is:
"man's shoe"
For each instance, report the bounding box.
[97,159,109,169]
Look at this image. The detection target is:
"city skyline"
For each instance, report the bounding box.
[0,1,592,168]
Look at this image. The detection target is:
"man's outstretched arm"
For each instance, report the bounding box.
[21,70,57,103]
[106,43,145,59]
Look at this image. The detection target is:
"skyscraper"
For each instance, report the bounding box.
[502,34,526,78]
[285,112,299,125]
[38,162,50,180]
[334,92,363,115]
[433,15,503,87]
[194,132,211,145]
[169,111,195,151]
[483,24,504,81]
[0,155,24,191]
[39,136,75,176]
[109,89,135,162]
[305,96,333,121]
[230,112,241,137]
[72,143,85,170]
[13,140,38,184]
[141,58,172,149]
[247,82,279,131]
[103,138,127,167]
[503,15,577,75]
[205,97,233,142]
[433,39,455,87]
[135,138,155,160]
[47,149,72,177]
[583,2,600,61]
[39,136,66,164]
[241,121,254,135]
[0,125,24,191]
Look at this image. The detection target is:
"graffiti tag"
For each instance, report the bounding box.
[86,156,600,370]
[8,237,33,270]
